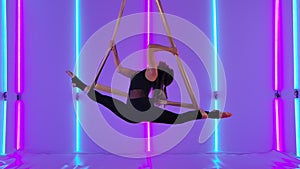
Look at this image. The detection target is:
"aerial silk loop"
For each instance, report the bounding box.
[91,0,200,110]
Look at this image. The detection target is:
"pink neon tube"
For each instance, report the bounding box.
[274,0,282,151]
[145,0,152,153]
[16,0,22,150]
[274,0,279,91]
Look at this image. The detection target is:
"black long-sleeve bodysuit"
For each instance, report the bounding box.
[85,69,203,124]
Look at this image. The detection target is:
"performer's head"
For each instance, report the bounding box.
[154,61,174,100]
[157,61,174,86]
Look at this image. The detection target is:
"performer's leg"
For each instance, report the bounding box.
[87,89,138,123]
[150,108,203,124]
[67,71,138,123]
[150,108,231,124]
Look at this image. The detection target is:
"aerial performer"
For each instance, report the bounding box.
[66,42,232,124]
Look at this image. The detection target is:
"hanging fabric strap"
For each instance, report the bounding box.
[91,0,127,86]
[90,0,199,110]
[155,0,199,109]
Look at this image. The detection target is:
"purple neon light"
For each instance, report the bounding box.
[16,101,21,150]
[146,122,151,152]
[274,0,279,91]
[147,0,150,45]
[17,0,22,93]
[16,0,23,150]
[145,0,152,153]
[274,0,282,152]
[274,99,282,151]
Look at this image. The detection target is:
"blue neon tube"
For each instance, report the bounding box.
[75,0,81,153]
[212,0,220,153]
[292,0,299,157]
[1,0,8,155]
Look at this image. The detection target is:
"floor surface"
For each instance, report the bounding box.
[1,150,300,169]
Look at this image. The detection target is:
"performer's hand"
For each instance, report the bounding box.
[109,40,116,50]
[158,99,167,104]
[170,47,178,55]
[152,89,167,105]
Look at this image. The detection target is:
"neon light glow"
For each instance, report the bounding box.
[292,0,299,156]
[212,0,220,153]
[1,0,7,102]
[212,0,218,92]
[296,99,300,156]
[274,99,282,151]
[75,102,80,153]
[145,0,152,153]
[274,0,282,152]
[16,0,23,151]
[274,0,279,91]
[1,0,8,155]
[1,103,7,155]
[17,0,22,93]
[293,0,299,90]
[214,100,219,152]
[16,101,21,150]
[74,154,84,166]
[213,154,222,169]
[146,122,151,152]
[147,0,150,46]
[75,0,81,152]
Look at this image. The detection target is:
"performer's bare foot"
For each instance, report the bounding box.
[66,70,77,87]
[208,110,232,119]
[66,70,74,78]
[220,111,232,118]
[66,70,87,91]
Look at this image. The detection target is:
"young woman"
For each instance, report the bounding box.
[66,43,231,124]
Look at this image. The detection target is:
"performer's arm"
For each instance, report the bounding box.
[111,41,137,78]
[148,44,178,55]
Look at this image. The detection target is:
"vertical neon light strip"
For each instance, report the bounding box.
[212,0,219,153]
[274,99,281,151]
[274,0,282,151]
[1,0,8,155]
[75,0,81,152]
[17,0,21,93]
[1,104,7,155]
[145,0,151,153]
[296,98,300,156]
[16,0,22,151]
[16,101,21,150]
[274,0,279,91]
[293,0,299,90]
[292,0,299,156]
